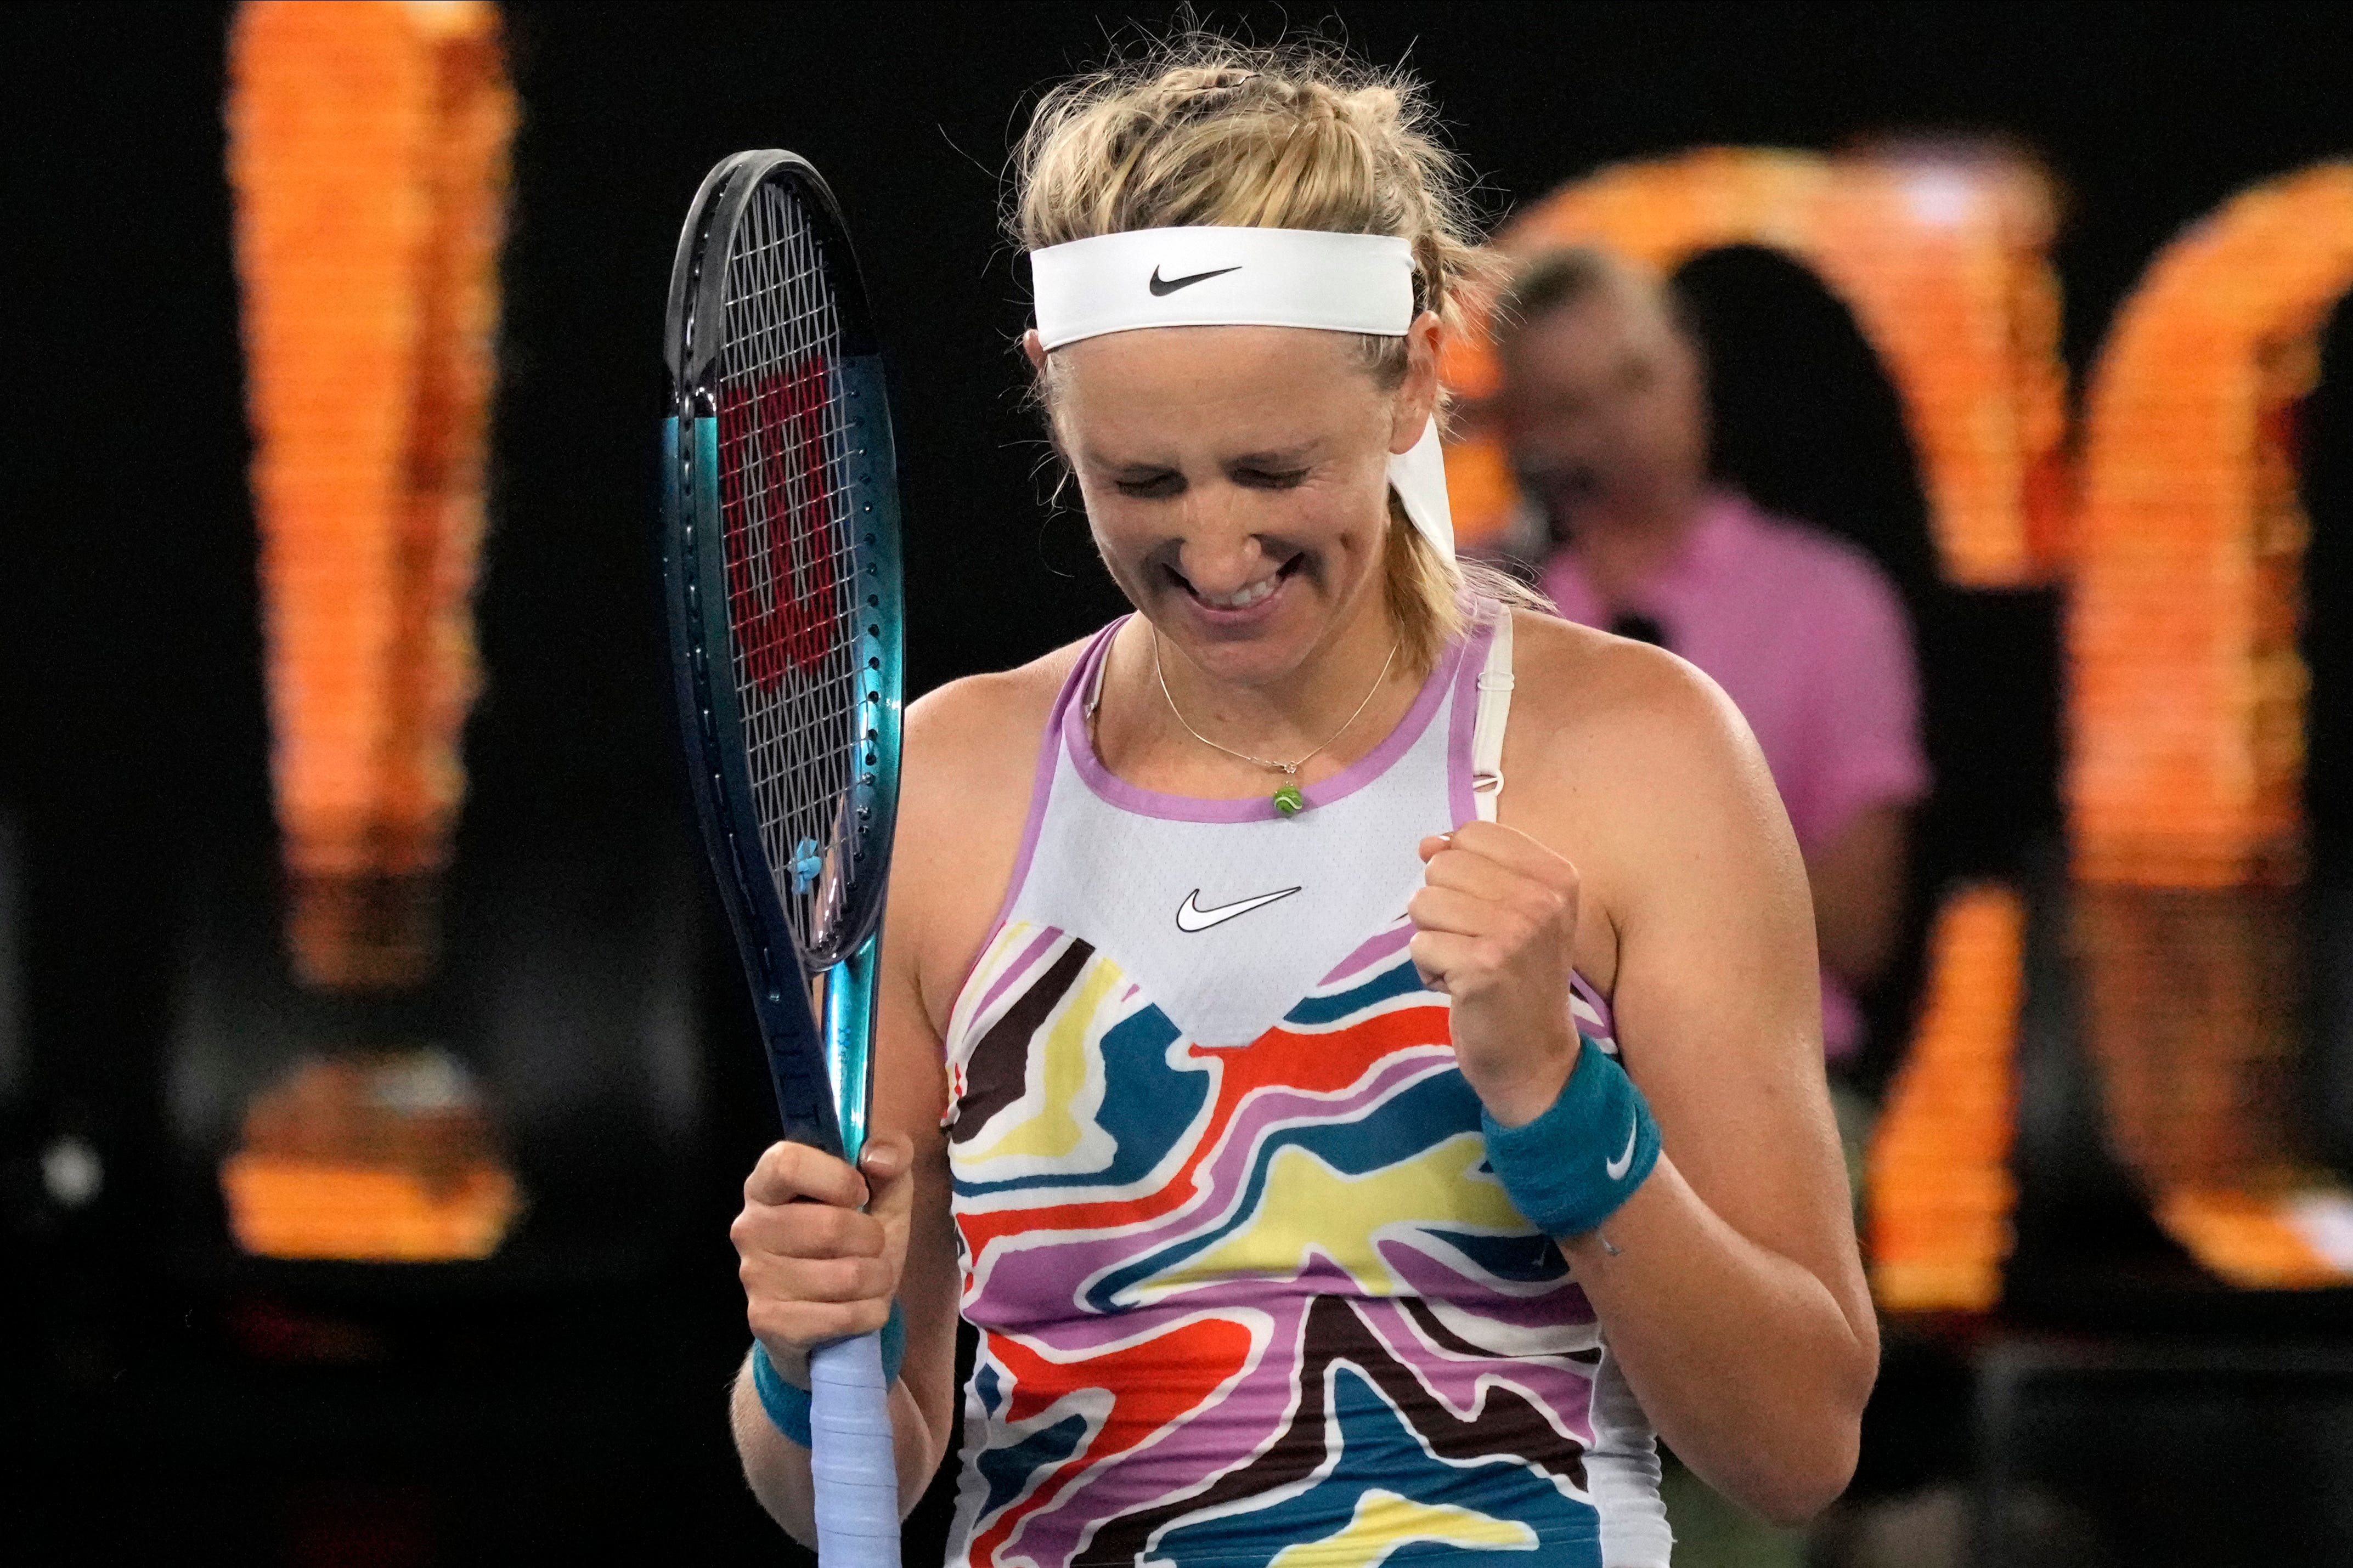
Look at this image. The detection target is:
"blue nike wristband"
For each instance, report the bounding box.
[1481,1033,1661,1239]
[749,1301,907,1448]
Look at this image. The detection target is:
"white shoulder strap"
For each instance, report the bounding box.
[1470,608,1515,823]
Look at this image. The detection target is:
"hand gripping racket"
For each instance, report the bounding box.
[661,150,904,1565]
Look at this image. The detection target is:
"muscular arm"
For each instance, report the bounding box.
[1805,802,1910,992]
[1434,622,1875,1525]
[1566,655,1873,1521]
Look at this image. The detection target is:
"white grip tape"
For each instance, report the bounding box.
[810,1331,899,1565]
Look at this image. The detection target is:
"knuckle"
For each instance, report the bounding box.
[747,1141,809,1201]
[816,1205,866,1253]
[792,1258,842,1300]
[733,1223,782,1269]
[815,1255,874,1301]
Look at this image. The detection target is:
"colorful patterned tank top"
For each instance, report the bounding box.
[941,610,1671,1568]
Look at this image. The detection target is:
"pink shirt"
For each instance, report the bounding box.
[1539,491,1929,1058]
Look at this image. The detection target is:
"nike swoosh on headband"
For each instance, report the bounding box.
[1604,1116,1639,1181]
[1148,264,1242,296]
[1175,885,1301,933]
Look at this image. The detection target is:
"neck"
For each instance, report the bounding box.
[1098,590,1420,793]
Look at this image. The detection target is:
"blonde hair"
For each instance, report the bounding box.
[1013,34,1542,672]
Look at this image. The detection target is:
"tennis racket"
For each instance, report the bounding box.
[661,150,905,1565]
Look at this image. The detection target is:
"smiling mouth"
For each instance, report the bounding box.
[1170,553,1304,611]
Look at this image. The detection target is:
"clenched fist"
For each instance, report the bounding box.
[730,1132,914,1385]
[1407,819,1585,1128]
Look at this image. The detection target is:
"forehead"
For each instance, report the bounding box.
[1050,324,1368,416]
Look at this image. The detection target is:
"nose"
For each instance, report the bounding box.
[1169,490,1282,598]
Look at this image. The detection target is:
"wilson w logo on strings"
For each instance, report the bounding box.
[719,356,842,690]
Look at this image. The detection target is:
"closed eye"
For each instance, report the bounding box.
[1113,471,1185,499]
[1232,466,1310,490]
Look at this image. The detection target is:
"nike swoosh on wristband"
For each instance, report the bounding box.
[1175,885,1301,933]
[1604,1116,1639,1181]
[1148,264,1242,296]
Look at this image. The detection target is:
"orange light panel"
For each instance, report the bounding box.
[2060,166,2353,1287]
[222,1051,520,1263]
[2075,883,2353,1288]
[1867,882,2026,1313]
[223,1156,518,1262]
[228,0,515,989]
[2069,163,2353,888]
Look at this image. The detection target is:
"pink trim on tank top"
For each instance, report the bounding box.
[980,622,1120,946]
[1065,616,1480,824]
[1319,922,1416,987]
[1573,971,1615,1036]
[1444,609,1489,828]
[947,625,1122,1017]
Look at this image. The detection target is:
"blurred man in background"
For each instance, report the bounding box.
[1488,248,1929,1067]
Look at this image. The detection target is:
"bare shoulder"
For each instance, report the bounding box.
[1504,608,1774,814]
[1497,609,1801,978]
[893,636,1093,1028]
[901,639,1084,788]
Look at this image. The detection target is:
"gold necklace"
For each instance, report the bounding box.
[1152,629,1401,817]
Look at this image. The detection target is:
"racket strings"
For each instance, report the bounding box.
[712,179,879,954]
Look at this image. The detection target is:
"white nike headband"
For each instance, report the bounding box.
[1028,226,1454,561]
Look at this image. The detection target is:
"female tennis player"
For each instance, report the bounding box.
[728,39,1875,1566]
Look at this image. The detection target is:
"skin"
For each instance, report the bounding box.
[1496,271,1910,992]
[729,305,1877,1546]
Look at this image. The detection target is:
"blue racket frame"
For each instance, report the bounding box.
[659,150,907,1566]
[661,376,903,1163]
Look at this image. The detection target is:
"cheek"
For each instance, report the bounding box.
[1288,469,1393,557]
[1081,497,1150,565]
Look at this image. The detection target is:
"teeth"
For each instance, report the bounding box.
[1198,574,1279,610]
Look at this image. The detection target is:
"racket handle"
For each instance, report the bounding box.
[810,1331,900,1566]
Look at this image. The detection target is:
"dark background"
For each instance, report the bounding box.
[3,2,2351,1563]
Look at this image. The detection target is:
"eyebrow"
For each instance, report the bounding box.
[1225,444,1318,468]
[1088,441,1321,472]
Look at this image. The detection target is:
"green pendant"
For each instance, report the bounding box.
[1272,782,1306,816]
